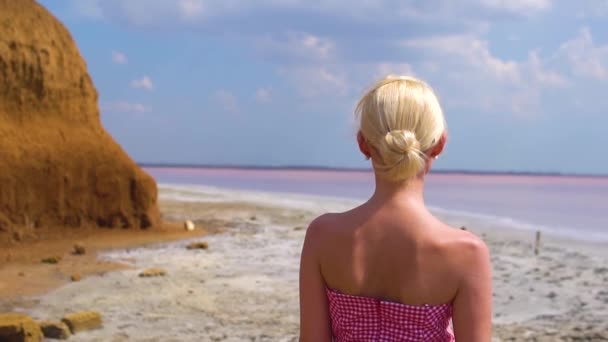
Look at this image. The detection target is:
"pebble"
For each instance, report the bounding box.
[41,256,62,264]
[73,243,86,255]
[186,241,209,250]
[139,268,167,277]
[184,220,195,231]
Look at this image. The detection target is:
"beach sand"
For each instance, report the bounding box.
[1,185,607,341]
[0,223,214,300]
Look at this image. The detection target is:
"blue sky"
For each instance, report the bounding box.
[38,0,608,175]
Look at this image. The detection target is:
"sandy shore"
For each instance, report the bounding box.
[1,185,607,341]
[0,222,213,300]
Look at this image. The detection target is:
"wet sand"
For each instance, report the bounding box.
[1,185,607,341]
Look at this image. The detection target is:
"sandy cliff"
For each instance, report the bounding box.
[0,0,160,242]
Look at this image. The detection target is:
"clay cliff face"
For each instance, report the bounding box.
[0,0,160,238]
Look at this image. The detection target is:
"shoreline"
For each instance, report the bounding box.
[1,186,607,341]
[141,164,608,179]
[159,183,608,245]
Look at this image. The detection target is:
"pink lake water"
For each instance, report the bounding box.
[144,167,608,242]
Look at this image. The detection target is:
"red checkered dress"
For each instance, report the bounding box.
[326,287,455,342]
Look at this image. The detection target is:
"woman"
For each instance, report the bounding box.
[299,75,492,341]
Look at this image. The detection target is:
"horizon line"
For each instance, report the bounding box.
[137,163,608,179]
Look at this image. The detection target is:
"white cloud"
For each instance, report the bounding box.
[375,63,416,79]
[268,31,561,115]
[398,0,551,22]
[212,90,239,113]
[111,50,128,64]
[553,27,608,81]
[275,62,419,101]
[475,0,552,13]
[65,0,608,120]
[403,34,522,84]
[278,66,349,98]
[526,50,568,87]
[102,101,149,113]
[575,0,608,18]
[130,76,154,91]
[399,33,570,115]
[255,88,272,103]
[178,0,205,20]
[254,32,335,61]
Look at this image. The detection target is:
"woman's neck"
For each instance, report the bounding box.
[370,174,426,207]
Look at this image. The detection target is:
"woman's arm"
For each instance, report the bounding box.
[299,218,332,342]
[452,236,493,341]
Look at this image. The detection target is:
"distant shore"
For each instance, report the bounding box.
[139,163,608,179]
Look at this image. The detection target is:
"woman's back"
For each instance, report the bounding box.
[317,198,467,307]
[302,195,491,341]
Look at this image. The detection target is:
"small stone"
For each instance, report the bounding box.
[543,328,558,335]
[249,215,257,221]
[70,274,81,282]
[12,231,23,242]
[39,320,71,340]
[139,268,166,277]
[0,313,43,342]
[61,311,102,334]
[184,220,195,231]
[594,267,608,274]
[547,291,557,299]
[41,256,61,264]
[73,243,86,255]
[186,241,208,250]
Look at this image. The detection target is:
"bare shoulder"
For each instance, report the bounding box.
[304,213,336,250]
[308,212,338,230]
[436,224,491,269]
[303,213,340,248]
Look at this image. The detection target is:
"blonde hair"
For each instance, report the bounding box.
[355,75,446,181]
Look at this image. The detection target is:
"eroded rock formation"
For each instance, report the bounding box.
[0,0,160,240]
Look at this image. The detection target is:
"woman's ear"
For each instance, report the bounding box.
[357,131,371,160]
[429,131,447,159]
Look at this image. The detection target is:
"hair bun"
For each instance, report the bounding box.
[384,130,420,154]
[355,75,445,181]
